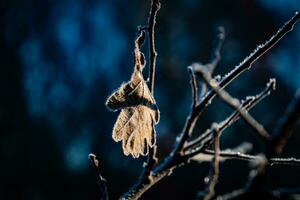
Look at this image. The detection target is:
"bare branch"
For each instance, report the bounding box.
[193,11,300,125]
[200,150,300,166]
[192,142,252,162]
[173,27,226,154]
[89,154,109,200]
[192,63,273,141]
[148,0,161,93]
[199,130,221,200]
[183,98,254,158]
[184,79,275,153]
[269,157,300,166]
[217,87,300,200]
[174,12,299,157]
[188,67,199,108]
[117,88,272,200]
[172,107,200,154]
[143,0,161,181]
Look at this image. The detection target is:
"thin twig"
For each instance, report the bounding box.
[184,79,275,152]
[89,154,109,200]
[191,142,252,162]
[269,157,300,166]
[148,0,161,93]
[184,100,256,159]
[200,130,221,200]
[192,63,272,142]
[173,27,226,155]
[216,86,300,200]
[188,67,199,108]
[186,81,275,200]
[193,11,300,129]
[143,0,161,179]
[118,84,274,200]
[200,150,300,166]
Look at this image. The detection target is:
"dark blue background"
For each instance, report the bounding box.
[1,0,300,199]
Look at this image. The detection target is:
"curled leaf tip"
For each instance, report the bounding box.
[134,30,146,71]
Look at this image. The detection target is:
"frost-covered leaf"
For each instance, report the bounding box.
[106,72,159,158]
[114,105,157,158]
[106,70,158,121]
[105,30,159,158]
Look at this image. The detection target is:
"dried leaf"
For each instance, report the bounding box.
[105,30,159,158]
[106,72,159,158]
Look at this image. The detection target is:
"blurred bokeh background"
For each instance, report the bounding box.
[1,0,300,199]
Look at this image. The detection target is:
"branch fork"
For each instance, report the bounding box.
[89,4,300,200]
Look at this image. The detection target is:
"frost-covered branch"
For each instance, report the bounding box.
[191,63,273,142]
[217,88,300,199]
[184,79,275,154]
[198,150,300,166]
[174,27,226,156]
[188,67,199,108]
[143,0,161,176]
[193,11,300,124]
[198,131,221,200]
[148,0,161,94]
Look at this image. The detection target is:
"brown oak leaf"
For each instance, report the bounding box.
[106,31,159,158]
